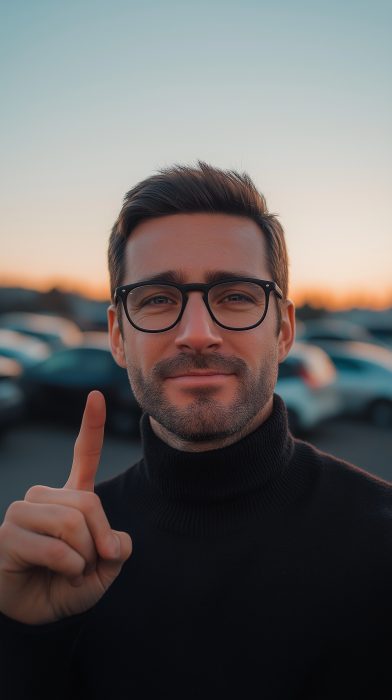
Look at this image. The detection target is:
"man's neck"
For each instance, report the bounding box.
[149,397,274,453]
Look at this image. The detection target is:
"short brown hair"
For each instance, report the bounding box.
[108,161,289,326]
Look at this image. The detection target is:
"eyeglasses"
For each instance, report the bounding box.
[115,278,282,333]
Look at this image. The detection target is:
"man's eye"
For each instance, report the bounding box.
[223,294,253,303]
[144,296,174,306]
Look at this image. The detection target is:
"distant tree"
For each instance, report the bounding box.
[295,304,327,322]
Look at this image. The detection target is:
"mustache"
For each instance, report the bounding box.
[151,352,250,380]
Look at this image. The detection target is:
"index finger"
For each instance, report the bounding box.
[65,391,106,492]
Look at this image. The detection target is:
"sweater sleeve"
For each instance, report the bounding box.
[0,609,91,700]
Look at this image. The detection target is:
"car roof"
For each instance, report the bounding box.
[0,312,83,345]
[80,332,111,350]
[0,328,50,350]
[318,341,392,371]
[286,341,332,362]
[45,333,110,351]
[298,318,373,340]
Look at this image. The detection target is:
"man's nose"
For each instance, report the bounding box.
[174,292,223,354]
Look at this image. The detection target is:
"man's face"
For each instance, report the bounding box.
[108,213,294,446]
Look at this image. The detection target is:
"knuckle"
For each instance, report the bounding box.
[84,446,102,458]
[24,485,47,502]
[47,538,69,563]
[0,521,19,555]
[74,439,102,459]
[0,520,13,543]
[82,491,101,514]
[4,500,25,522]
[62,509,84,533]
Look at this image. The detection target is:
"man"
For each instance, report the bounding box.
[1,162,392,699]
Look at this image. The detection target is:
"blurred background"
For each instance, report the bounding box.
[0,0,391,520]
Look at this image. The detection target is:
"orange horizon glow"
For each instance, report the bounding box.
[0,273,112,302]
[1,274,392,312]
[291,287,392,312]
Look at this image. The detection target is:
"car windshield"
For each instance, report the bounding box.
[338,343,392,373]
[38,349,116,375]
[330,357,366,373]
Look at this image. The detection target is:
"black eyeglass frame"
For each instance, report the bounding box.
[114,278,283,333]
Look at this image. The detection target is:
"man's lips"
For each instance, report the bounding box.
[167,370,233,377]
[165,371,235,385]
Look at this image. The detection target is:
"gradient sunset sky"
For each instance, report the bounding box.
[1,0,391,308]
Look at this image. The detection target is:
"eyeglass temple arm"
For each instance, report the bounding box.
[272,284,283,299]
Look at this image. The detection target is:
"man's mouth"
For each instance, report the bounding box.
[167,370,233,378]
[166,371,235,385]
[150,352,248,385]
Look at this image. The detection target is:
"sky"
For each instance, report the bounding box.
[0,0,391,308]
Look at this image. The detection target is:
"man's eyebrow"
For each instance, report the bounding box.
[204,270,255,283]
[133,271,185,285]
[133,270,257,285]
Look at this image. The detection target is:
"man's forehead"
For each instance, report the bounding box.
[123,213,270,283]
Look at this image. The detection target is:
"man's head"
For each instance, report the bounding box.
[108,162,295,450]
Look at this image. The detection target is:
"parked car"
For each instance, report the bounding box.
[0,329,51,367]
[297,319,384,347]
[0,312,83,349]
[328,309,392,349]
[315,341,392,428]
[276,342,342,434]
[0,355,25,430]
[20,334,141,436]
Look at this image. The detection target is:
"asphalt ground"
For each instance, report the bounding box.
[0,416,391,522]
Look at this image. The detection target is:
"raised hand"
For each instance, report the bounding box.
[0,391,132,625]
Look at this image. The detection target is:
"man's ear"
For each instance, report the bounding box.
[278,300,295,363]
[108,305,127,369]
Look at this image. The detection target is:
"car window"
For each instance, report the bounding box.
[307,334,345,341]
[38,349,115,375]
[330,357,365,372]
[278,361,299,379]
[38,352,78,373]
[371,329,392,343]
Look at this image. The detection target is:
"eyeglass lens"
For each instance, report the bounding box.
[126,281,267,331]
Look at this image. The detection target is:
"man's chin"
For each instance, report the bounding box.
[148,402,252,443]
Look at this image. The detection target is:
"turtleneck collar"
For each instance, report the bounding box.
[123,394,315,535]
[140,394,294,504]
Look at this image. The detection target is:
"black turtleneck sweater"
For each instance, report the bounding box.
[2,394,392,699]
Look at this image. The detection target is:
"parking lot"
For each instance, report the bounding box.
[0,414,391,522]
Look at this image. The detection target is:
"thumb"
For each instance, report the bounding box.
[95,529,133,590]
[65,391,106,492]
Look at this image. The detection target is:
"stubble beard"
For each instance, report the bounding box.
[125,350,278,443]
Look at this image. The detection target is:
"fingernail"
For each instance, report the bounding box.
[110,534,121,559]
